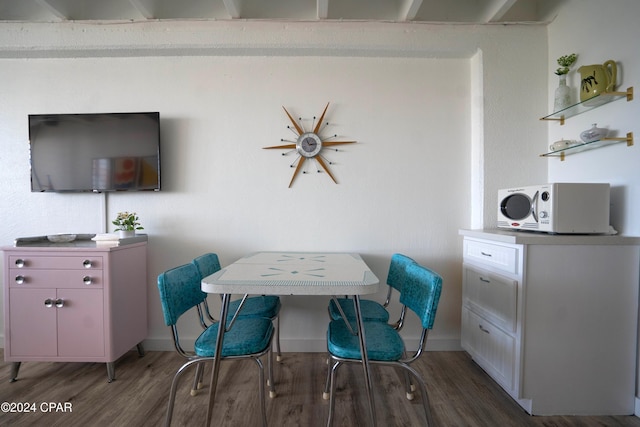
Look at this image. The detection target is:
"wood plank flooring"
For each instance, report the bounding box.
[1,349,639,427]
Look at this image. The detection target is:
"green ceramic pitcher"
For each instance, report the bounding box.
[578,60,617,102]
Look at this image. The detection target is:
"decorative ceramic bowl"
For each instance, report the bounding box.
[47,234,77,243]
[580,124,608,143]
[549,139,577,151]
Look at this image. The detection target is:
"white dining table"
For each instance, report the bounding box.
[201,251,381,427]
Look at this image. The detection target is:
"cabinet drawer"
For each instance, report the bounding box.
[463,265,517,332]
[463,239,519,275]
[9,255,103,270]
[462,308,515,391]
[8,269,103,289]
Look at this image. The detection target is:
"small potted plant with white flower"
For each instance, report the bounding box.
[553,53,578,112]
[112,211,144,238]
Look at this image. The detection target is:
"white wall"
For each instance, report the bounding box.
[0,21,547,352]
[546,0,640,412]
[547,0,640,235]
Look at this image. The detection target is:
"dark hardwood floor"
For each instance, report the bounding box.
[1,349,639,427]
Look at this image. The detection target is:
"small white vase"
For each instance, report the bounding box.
[118,230,136,238]
[553,74,571,112]
[579,123,608,143]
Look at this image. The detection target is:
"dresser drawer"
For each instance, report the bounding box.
[463,265,517,332]
[9,255,103,270]
[463,239,519,275]
[462,308,515,391]
[8,268,103,289]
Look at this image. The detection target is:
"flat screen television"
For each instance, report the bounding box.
[29,112,161,192]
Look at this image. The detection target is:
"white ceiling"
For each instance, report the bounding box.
[0,0,566,24]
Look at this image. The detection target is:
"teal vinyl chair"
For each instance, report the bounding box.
[157,263,275,427]
[327,253,415,327]
[192,253,282,361]
[324,253,416,400]
[324,262,443,427]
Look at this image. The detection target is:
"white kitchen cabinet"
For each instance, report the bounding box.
[459,229,640,415]
[3,235,148,382]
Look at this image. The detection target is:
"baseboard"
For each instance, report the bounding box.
[142,336,463,353]
[635,396,640,417]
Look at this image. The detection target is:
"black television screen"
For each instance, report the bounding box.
[29,112,161,192]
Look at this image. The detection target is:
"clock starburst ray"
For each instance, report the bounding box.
[283,106,304,135]
[322,141,356,147]
[313,102,330,134]
[289,157,306,188]
[315,156,338,184]
[263,143,296,150]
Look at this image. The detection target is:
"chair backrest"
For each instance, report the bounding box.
[399,262,442,330]
[157,263,206,326]
[386,253,416,292]
[192,253,222,279]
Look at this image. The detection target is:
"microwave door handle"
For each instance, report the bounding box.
[531,191,539,222]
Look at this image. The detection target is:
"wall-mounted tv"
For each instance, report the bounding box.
[29,112,161,192]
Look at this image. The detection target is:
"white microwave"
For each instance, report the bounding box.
[497,183,610,234]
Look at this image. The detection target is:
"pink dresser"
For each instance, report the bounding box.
[3,235,148,382]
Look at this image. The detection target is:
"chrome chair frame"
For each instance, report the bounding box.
[193,253,283,361]
[158,263,275,427]
[324,253,416,400]
[324,262,442,427]
[165,343,273,427]
[328,253,415,328]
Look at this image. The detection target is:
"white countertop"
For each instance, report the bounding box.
[459,229,640,245]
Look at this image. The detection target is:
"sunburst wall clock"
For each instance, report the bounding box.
[263,103,356,187]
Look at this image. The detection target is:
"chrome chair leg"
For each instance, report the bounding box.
[401,351,415,399]
[322,359,340,400]
[275,315,282,361]
[400,364,434,426]
[253,357,268,427]
[326,359,342,427]
[268,346,277,397]
[192,363,205,396]
[404,369,415,400]
[165,359,204,427]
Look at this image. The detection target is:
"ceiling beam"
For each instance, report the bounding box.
[399,0,423,21]
[317,0,329,19]
[129,0,154,19]
[483,0,518,22]
[223,0,241,19]
[34,0,69,20]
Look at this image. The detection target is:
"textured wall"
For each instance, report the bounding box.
[0,21,547,351]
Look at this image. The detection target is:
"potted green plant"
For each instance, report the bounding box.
[553,53,578,112]
[112,211,144,238]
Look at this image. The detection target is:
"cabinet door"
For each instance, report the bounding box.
[8,289,58,357]
[57,289,105,357]
[462,308,515,391]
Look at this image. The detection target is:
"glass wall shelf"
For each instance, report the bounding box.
[540,133,634,161]
[540,87,633,125]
